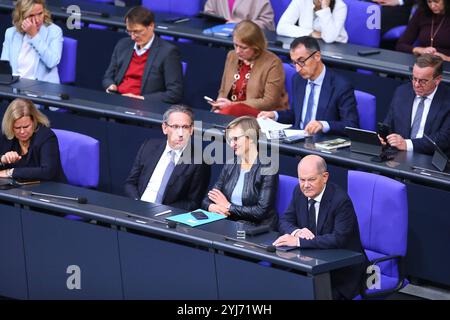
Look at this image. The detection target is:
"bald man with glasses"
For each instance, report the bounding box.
[382,54,450,155]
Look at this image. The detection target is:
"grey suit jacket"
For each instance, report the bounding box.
[103,35,183,104]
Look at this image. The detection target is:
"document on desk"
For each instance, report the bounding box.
[257,118,291,139]
[166,209,226,227]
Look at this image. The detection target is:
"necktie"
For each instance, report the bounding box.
[308,199,317,235]
[303,82,315,129]
[155,150,176,204]
[411,97,426,139]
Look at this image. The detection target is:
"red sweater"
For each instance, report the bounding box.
[118,50,150,95]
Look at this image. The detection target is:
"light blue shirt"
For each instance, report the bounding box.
[230,169,250,206]
[275,66,330,132]
[1,24,63,84]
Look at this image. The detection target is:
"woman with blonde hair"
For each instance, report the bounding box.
[208,20,289,117]
[202,116,278,228]
[0,98,66,182]
[1,0,63,83]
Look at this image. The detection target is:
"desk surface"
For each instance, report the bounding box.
[0,182,364,275]
[0,0,448,83]
[1,78,449,191]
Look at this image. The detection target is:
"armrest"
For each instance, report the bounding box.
[360,254,406,299]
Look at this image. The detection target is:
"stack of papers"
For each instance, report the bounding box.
[315,138,351,150]
[257,118,309,140]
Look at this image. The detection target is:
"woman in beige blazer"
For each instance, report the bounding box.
[209,20,288,117]
[204,0,275,31]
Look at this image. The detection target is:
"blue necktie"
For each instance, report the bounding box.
[155,150,176,204]
[302,82,315,129]
[410,97,426,139]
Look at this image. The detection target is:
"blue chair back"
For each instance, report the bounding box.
[59,37,77,84]
[270,0,291,25]
[52,129,100,188]
[348,170,408,297]
[142,0,203,16]
[354,90,376,131]
[343,0,381,47]
[276,174,298,218]
[282,62,296,106]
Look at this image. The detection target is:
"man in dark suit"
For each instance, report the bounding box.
[103,6,183,104]
[383,54,450,155]
[258,36,359,136]
[124,105,210,210]
[273,155,368,300]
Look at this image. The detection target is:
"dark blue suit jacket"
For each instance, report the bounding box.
[124,139,210,211]
[103,36,183,104]
[277,68,359,135]
[383,82,450,155]
[0,125,66,182]
[279,182,368,299]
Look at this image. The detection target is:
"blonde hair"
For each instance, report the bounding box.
[226,116,260,143]
[12,0,52,33]
[2,98,50,139]
[232,20,267,58]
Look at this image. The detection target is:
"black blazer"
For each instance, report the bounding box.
[279,182,368,299]
[124,139,210,211]
[277,68,359,135]
[384,82,450,155]
[202,161,278,228]
[0,125,66,182]
[102,35,183,104]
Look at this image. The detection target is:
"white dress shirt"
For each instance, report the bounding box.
[140,142,184,203]
[405,85,438,151]
[133,34,154,56]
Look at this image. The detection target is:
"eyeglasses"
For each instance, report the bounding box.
[126,28,146,37]
[291,50,318,68]
[410,76,435,86]
[226,134,246,145]
[165,123,192,131]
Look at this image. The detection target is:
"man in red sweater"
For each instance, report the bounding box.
[103,6,183,103]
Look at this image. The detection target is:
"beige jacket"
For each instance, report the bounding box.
[217,49,289,111]
[204,0,275,31]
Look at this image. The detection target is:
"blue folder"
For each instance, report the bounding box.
[166,209,226,227]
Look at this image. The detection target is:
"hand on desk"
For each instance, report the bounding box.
[386,133,406,151]
[413,47,437,56]
[304,120,323,135]
[208,203,230,216]
[122,93,144,100]
[257,111,276,119]
[1,151,21,165]
[106,84,118,93]
[273,234,299,247]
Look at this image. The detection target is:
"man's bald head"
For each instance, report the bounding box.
[298,155,329,199]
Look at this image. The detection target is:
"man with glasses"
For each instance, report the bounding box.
[273,155,368,300]
[258,36,358,135]
[125,105,210,210]
[382,54,450,155]
[103,6,183,103]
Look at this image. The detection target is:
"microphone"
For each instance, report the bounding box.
[224,236,276,253]
[125,211,177,229]
[30,191,88,204]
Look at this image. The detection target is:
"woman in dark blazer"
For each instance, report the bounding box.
[0,98,66,182]
[202,116,278,228]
